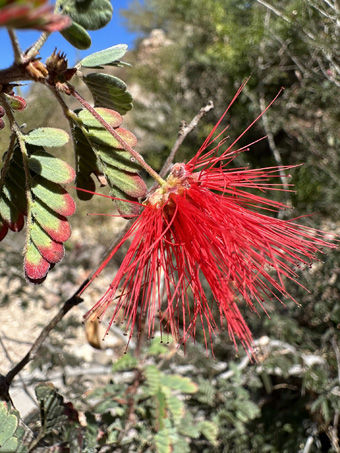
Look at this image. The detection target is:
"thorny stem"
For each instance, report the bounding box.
[68,85,167,187]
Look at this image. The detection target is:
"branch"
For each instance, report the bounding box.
[68,85,167,187]
[159,101,214,178]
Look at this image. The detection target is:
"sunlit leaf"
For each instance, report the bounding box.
[25,128,70,147]
[28,147,75,184]
[79,44,128,68]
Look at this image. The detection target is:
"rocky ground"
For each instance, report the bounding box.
[0,217,130,418]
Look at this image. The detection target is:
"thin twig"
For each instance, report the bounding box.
[159,101,214,178]
[0,217,133,400]
[0,336,37,407]
[7,29,22,64]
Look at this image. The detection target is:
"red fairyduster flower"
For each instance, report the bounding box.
[82,83,336,357]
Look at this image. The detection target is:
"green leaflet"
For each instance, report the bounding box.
[79,44,128,68]
[105,166,147,198]
[83,73,133,115]
[97,146,141,173]
[24,128,70,147]
[57,0,113,30]
[60,21,92,49]
[31,201,71,243]
[31,176,76,217]
[25,241,50,281]
[85,126,137,149]
[0,403,18,453]
[30,222,64,264]
[78,107,123,129]
[28,147,75,184]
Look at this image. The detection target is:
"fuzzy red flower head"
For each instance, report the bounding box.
[82,85,336,358]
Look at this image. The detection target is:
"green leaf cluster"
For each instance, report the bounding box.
[0,138,75,283]
[73,107,146,217]
[57,0,113,49]
[0,402,28,453]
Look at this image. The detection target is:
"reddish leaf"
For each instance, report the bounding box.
[0,3,71,32]
[0,220,8,241]
[31,202,71,242]
[30,223,64,263]
[31,177,76,217]
[25,241,50,281]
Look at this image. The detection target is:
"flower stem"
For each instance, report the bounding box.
[68,85,166,187]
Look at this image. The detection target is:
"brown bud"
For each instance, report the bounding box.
[26,60,48,80]
[46,49,68,74]
[0,118,5,130]
[0,106,4,118]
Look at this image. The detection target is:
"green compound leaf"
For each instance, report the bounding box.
[31,202,71,243]
[160,375,198,394]
[0,402,18,453]
[198,421,219,447]
[83,73,133,115]
[60,21,92,49]
[31,176,76,217]
[144,365,161,396]
[25,241,50,281]
[105,167,147,198]
[30,222,64,264]
[77,107,123,129]
[25,127,70,147]
[154,428,171,453]
[28,147,75,184]
[111,353,138,372]
[57,0,113,30]
[79,44,128,68]
[35,383,69,435]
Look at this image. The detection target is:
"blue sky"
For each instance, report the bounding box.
[0,0,139,69]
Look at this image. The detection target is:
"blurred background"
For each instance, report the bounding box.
[1,1,340,451]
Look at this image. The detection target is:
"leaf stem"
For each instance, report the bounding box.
[68,85,167,187]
